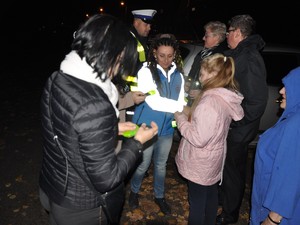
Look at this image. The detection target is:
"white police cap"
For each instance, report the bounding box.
[131,9,157,24]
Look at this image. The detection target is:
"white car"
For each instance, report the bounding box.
[179,41,300,145]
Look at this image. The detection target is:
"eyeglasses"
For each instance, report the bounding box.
[226,29,236,36]
[204,33,215,38]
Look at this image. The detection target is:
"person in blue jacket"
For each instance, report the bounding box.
[128,34,186,215]
[250,66,300,225]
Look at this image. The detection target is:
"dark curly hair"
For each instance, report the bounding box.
[147,35,183,93]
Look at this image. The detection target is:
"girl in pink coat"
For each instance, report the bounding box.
[175,53,244,225]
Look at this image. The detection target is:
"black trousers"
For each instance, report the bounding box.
[188,181,218,225]
[218,139,249,222]
[39,188,108,225]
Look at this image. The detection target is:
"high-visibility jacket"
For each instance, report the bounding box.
[130,31,146,63]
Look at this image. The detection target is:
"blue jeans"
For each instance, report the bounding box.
[130,135,173,198]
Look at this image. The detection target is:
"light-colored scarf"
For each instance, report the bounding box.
[60,51,119,117]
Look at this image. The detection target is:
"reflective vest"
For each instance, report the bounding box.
[124,75,138,91]
[137,41,146,62]
[130,31,146,63]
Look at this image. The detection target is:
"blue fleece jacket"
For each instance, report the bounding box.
[250,66,300,225]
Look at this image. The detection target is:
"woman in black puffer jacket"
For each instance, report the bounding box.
[39,14,158,225]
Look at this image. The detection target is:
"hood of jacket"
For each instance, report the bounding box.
[281,66,300,119]
[204,88,244,121]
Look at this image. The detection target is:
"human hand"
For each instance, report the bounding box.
[174,111,181,120]
[182,106,191,116]
[260,212,282,225]
[259,218,277,225]
[118,122,137,135]
[132,91,146,104]
[174,106,190,121]
[134,121,158,144]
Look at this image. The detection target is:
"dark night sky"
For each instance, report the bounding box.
[3,0,300,64]
[5,0,299,44]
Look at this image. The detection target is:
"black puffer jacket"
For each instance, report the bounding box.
[39,71,143,210]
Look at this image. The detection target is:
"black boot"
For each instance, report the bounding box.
[128,191,139,209]
[215,212,238,225]
[154,198,171,215]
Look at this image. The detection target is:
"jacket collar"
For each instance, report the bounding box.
[60,51,119,117]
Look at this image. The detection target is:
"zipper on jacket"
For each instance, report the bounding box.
[54,135,70,196]
[160,71,173,136]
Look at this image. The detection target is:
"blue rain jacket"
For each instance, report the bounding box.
[250,67,300,225]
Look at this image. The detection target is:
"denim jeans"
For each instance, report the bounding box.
[130,134,173,198]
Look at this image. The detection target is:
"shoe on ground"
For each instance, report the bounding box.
[128,191,139,209]
[215,213,238,225]
[154,198,171,215]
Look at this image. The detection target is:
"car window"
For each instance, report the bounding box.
[179,46,190,60]
[262,52,300,86]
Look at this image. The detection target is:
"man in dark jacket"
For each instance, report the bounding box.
[216,15,268,225]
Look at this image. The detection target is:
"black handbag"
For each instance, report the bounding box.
[53,135,125,225]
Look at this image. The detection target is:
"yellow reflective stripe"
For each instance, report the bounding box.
[125,76,138,83]
[137,41,146,62]
[130,31,146,62]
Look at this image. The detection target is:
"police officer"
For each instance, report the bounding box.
[130,9,157,75]
[116,9,157,152]
[120,9,157,122]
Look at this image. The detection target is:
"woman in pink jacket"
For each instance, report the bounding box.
[175,53,244,225]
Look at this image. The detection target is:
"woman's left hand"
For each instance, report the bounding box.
[118,122,137,135]
[174,111,181,120]
[182,106,191,116]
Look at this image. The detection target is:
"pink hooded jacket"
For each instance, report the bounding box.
[175,87,244,185]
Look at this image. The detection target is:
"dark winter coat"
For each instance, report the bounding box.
[224,34,268,143]
[188,40,229,82]
[39,71,143,210]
